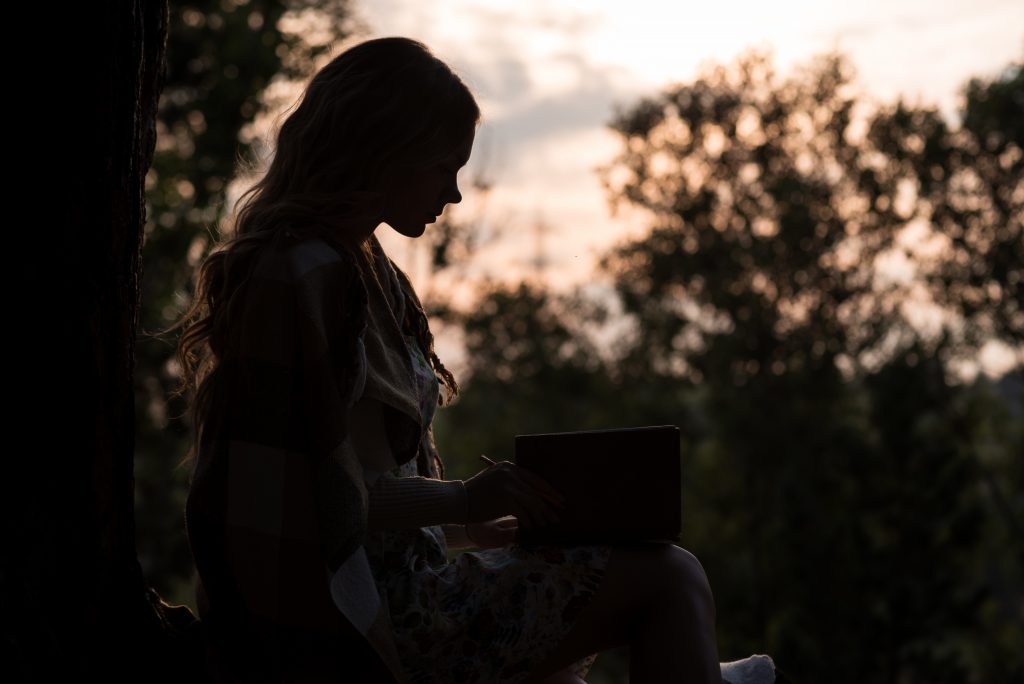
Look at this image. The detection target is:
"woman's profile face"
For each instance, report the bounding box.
[380,127,476,239]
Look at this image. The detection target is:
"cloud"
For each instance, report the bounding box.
[471,51,645,184]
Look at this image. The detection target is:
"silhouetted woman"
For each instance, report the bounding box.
[171,36,764,684]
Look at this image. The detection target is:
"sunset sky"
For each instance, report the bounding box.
[355,0,1022,306]
[242,1,1023,376]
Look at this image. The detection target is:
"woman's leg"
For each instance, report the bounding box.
[525,542,720,684]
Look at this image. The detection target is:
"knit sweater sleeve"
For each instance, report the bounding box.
[350,392,469,531]
[366,474,468,531]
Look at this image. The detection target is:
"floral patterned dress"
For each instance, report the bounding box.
[362,332,615,683]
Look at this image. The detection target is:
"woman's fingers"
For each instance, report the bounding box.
[491,456,565,505]
[467,462,564,526]
[495,460,563,506]
[513,484,562,529]
[514,466,565,506]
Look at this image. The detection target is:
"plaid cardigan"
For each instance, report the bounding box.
[184,229,423,683]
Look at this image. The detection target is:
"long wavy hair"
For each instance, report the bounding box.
[164,37,479,476]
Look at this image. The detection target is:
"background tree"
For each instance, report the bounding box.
[433,50,1022,684]
[924,61,1023,349]
[433,281,619,480]
[592,48,1023,682]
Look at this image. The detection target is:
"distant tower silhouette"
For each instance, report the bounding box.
[531,210,549,284]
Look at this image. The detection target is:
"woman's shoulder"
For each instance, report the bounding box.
[270,228,361,280]
[248,229,370,334]
[257,228,364,291]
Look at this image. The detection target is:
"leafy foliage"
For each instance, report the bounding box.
[437,50,1023,683]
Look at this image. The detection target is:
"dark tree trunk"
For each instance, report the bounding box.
[10,3,204,680]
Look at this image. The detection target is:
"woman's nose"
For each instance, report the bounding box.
[446,183,463,206]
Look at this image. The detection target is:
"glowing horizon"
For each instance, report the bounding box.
[360,0,1021,286]
[351,1,1021,378]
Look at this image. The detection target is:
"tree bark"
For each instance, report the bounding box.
[9,2,202,680]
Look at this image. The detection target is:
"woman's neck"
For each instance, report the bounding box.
[346,218,382,245]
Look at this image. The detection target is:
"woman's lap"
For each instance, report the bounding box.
[383,542,614,683]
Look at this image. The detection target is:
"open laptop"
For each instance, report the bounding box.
[513,425,682,546]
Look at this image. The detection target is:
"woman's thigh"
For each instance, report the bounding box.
[524,541,703,683]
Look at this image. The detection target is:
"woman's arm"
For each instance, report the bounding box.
[351,394,470,531]
[366,472,467,530]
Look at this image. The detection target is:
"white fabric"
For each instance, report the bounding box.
[721,654,777,684]
[328,545,382,636]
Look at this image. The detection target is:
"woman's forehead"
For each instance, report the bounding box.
[450,128,475,165]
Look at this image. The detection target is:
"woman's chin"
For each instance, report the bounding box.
[387,221,427,239]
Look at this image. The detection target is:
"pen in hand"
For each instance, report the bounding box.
[478,454,565,510]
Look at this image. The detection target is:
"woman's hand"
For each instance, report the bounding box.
[466,516,519,548]
[463,459,565,530]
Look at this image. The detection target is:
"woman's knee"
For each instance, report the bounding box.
[633,544,714,617]
[678,546,713,587]
[598,543,715,638]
